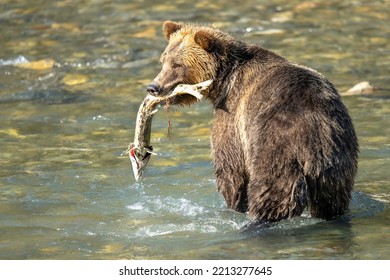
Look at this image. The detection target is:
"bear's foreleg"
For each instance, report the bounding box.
[214,163,249,213]
[246,166,307,222]
[212,138,249,213]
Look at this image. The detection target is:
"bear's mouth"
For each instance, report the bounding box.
[165,94,199,106]
[162,82,181,96]
[157,82,189,105]
[150,80,212,107]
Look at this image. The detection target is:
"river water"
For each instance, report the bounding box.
[0,0,389,259]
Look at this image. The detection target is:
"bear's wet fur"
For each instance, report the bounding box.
[148,21,359,223]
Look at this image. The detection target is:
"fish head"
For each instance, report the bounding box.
[128,146,153,181]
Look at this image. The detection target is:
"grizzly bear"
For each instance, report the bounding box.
[147,21,359,223]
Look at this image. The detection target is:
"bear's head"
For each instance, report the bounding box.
[147,21,228,106]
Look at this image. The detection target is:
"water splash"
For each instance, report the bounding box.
[0,55,29,66]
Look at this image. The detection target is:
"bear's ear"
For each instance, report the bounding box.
[162,21,182,40]
[194,30,215,52]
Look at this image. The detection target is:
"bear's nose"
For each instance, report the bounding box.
[146,84,161,96]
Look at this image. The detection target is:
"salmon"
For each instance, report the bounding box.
[123,80,212,181]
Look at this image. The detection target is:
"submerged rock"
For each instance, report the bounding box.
[15,58,55,70]
[343,81,374,96]
[342,81,389,98]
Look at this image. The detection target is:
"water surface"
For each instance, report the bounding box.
[0,0,389,259]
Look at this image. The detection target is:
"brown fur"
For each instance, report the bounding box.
[149,21,359,223]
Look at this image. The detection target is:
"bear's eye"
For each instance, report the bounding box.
[172,62,182,69]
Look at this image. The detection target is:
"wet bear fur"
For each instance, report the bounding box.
[148,21,359,223]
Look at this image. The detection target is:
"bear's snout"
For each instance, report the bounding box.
[146,83,162,96]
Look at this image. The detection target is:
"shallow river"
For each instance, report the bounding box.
[0,0,389,259]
